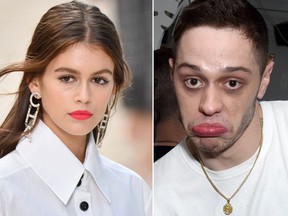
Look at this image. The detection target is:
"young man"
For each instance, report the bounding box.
[154,0,288,215]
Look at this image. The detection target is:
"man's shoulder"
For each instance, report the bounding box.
[261,100,288,120]
[154,141,187,185]
[155,142,182,169]
[261,100,288,111]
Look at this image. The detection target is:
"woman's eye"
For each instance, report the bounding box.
[184,78,203,88]
[225,80,241,89]
[92,77,109,85]
[59,75,75,83]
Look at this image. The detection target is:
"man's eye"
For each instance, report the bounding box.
[184,78,203,88]
[225,80,241,89]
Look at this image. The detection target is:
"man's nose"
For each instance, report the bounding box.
[198,85,223,116]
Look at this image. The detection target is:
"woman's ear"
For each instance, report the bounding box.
[257,59,274,100]
[28,77,41,94]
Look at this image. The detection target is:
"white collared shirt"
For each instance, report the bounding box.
[0,121,151,216]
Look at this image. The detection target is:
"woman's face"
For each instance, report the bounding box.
[29,42,115,139]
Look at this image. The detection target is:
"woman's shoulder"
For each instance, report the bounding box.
[0,150,28,180]
[99,155,151,191]
[100,155,151,203]
[99,156,152,215]
[100,155,143,180]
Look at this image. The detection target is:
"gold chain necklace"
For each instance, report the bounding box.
[196,117,263,215]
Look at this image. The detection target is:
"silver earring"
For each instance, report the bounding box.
[24,92,41,140]
[96,106,111,148]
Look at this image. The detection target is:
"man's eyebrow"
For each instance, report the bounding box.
[176,63,252,73]
[54,67,113,75]
[223,66,252,73]
[176,63,201,72]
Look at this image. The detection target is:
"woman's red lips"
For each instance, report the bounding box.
[69,110,93,120]
[192,123,228,137]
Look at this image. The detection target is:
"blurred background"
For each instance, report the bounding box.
[0,0,152,186]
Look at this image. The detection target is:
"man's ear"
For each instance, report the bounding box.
[257,59,274,100]
[28,77,41,94]
[169,58,175,82]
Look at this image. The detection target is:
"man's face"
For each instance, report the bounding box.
[171,27,269,153]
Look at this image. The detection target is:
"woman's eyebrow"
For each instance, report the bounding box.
[54,67,113,75]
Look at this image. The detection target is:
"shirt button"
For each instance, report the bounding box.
[80,201,89,211]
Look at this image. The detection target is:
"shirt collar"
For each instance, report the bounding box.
[16,120,111,204]
[84,133,111,203]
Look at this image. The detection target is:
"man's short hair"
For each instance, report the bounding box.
[173,0,269,73]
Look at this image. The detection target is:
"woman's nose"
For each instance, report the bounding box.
[75,83,91,104]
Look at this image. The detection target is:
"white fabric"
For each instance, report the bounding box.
[155,101,288,216]
[0,120,151,216]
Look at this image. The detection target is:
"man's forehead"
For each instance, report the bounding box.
[174,26,259,68]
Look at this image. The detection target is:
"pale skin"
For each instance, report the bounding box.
[170,27,274,170]
[29,42,115,163]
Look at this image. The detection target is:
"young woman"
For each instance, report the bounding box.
[0,1,151,215]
